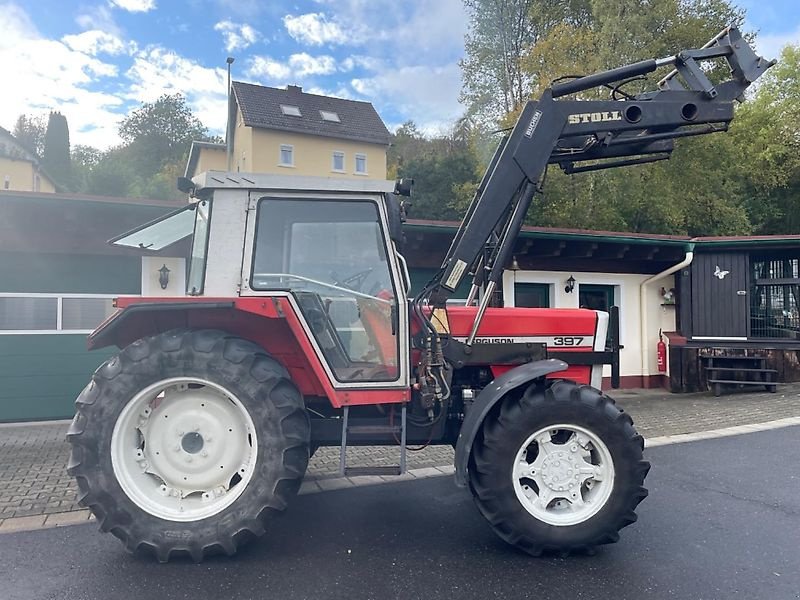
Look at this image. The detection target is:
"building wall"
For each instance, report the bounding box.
[195,146,227,174]
[243,128,387,179]
[0,158,56,193]
[503,269,676,381]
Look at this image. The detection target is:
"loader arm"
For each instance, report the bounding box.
[422,26,773,325]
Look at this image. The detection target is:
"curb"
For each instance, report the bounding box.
[2,418,799,535]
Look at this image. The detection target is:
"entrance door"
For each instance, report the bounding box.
[691,252,749,338]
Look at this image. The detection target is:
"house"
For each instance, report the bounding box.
[0,127,56,193]
[185,83,391,179]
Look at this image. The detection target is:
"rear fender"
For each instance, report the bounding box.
[454,358,568,487]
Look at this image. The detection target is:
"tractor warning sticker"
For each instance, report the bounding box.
[445,259,467,290]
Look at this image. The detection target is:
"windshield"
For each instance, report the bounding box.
[251,198,399,382]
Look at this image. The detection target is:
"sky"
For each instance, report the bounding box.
[1,0,798,151]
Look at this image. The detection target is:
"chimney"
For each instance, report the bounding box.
[287,84,302,93]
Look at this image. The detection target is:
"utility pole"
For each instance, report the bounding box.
[226,56,235,171]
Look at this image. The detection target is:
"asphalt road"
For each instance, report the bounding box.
[2,426,799,600]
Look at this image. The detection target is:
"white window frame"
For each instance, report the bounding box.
[279,144,294,168]
[354,153,367,175]
[0,293,124,335]
[280,104,302,117]
[331,151,345,173]
[320,110,341,122]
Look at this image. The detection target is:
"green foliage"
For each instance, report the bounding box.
[12,114,46,157]
[118,93,207,176]
[63,93,212,200]
[388,120,482,221]
[458,0,799,236]
[42,112,71,187]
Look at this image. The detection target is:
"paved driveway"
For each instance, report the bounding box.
[1,426,798,600]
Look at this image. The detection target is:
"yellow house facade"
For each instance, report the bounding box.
[0,127,57,193]
[186,83,390,179]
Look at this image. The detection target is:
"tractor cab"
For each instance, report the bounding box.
[110,172,413,387]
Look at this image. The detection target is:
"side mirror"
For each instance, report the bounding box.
[394,178,414,197]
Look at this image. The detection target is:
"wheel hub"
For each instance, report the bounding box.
[540,451,582,492]
[181,432,204,454]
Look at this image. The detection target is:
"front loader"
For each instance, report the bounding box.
[67,27,773,562]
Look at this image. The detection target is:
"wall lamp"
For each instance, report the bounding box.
[564,275,576,294]
[158,264,171,290]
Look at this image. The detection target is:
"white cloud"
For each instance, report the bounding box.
[246,53,338,82]
[108,0,156,12]
[62,30,128,56]
[247,56,292,81]
[75,5,122,36]
[0,4,125,148]
[289,53,336,76]
[213,20,260,53]
[283,12,349,46]
[755,25,800,60]
[351,64,463,134]
[125,46,228,133]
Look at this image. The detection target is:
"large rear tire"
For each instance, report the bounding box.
[468,379,649,556]
[67,329,310,562]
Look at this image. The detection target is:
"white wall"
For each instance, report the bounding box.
[502,269,677,378]
[141,257,186,297]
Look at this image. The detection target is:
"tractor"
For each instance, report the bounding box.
[67,27,772,562]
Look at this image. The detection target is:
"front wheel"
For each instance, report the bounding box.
[67,329,310,562]
[468,379,649,556]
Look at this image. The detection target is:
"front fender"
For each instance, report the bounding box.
[453,358,568,487]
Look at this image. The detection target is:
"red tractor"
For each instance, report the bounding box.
[67,27,771,562]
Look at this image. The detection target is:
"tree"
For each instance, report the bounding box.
[119,93,208,175]
[461,0,576,125]
[731,44,800,233]
[388,121,482,221]
[42,112,71,187]
[12,114,46,157]
[459,0,761,235]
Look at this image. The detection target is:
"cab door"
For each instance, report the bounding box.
[241,193,409,388]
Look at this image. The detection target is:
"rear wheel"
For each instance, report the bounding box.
[468,379,649,556]
[67,329,310,562]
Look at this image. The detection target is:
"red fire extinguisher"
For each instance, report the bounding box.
[657,329,667,373]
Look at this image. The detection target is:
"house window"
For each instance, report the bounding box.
[280,105,302,117]
[0,295,116,333]
[751,256,800,339]
[332,151,345,172]
[3,176,9,190]
[579,284,615,312]
[354,153,367,175]
[320,110,340,122]
[279,144,294,167]
[515,283,550,308]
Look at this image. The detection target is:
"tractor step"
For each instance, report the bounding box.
[339,405,407,477]
[346,424,402,435]
[343,466,403,477]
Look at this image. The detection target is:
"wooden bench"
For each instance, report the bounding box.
[702,355,778,397]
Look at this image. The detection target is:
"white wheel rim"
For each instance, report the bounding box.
[111,377,258,522]
[511,424,615,527]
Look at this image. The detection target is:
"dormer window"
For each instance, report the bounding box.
[280,105,302,117]
[320,110,340,123]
